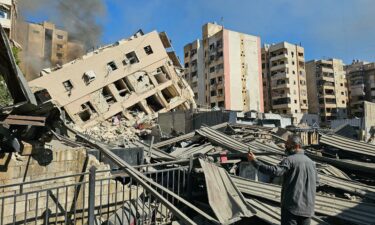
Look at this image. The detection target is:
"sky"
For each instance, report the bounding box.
[22,0,375,64]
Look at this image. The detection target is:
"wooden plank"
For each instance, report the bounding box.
[6,115,46,122]
[2,119,45,126]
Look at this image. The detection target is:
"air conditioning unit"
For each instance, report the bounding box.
[83,71,96,84]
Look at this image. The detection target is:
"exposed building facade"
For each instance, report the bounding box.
[346,60,375,117]
[0,0,17,38]
[15,21,84,81]
[262,42,308,115]
[305,59,348,123]
[183,23,263,112]
[29,30,196,129]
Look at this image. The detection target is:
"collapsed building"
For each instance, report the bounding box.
[28,30,196,129]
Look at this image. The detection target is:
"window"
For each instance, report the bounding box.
[191,71,197,77]
[185,52,189,57]
[184,63,189,68]
[209,67,215,73]
[342,101,345,104]
[33,30,40,34]
[294,100,297,104]
[0,9,9,19]
[107,61,118,71]
[295,110,298,113]
[124,51,139,64]
[340,83,344,86]
[57,34,64,39]
[216,63,224,71]
[56,53,63,58]
[144,45,153,55]
[262,63,265,69]
[57,44,63,49]
[210,78,216,85]
[63,80,73,91]
[211,90,216,96]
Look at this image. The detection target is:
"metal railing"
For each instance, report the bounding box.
[0,161,190,225]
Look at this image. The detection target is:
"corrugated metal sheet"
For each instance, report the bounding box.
[247,199,328,225]
[232,175,375,225]
[320,134,375,157]
[199,159,255,224]
[170,143,216,158]
[331,118,363,129]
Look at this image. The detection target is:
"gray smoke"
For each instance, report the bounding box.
[18,0,106,50]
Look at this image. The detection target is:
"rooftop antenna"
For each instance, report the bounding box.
[220,17,224,30]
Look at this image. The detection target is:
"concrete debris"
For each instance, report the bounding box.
[80,113,155,144]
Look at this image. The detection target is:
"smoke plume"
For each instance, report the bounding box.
[18,0,106,50]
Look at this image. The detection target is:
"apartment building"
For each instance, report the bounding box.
[29,30,196,129]
[15,21,84,81]
[346,60,375,117]
[183,23,263,112]
[306,59,348,123]
[0,0,16,38]
[262,42,308,115]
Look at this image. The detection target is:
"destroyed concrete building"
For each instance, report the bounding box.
[28,30,196,129]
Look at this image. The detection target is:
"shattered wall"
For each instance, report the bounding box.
[28,31,196,129]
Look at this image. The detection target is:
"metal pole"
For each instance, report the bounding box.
[88,166,96,225]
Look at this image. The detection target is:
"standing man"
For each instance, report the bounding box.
[247,134,317,225]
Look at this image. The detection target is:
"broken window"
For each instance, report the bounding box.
[184,52,189,58]
[128,103,143,113]
[57,34,64,39]
[209,67,215,73]
[107,61,118,72]
[78,102,97,122]
[56,53,63,58]
[191,71,197,77]
[218,101,224,107]
[146,95,163,112]
[144,45,153,55]
[114,79,130,97]
[57,44,63,49]
[154,67,170,84]
[63,80,73,91]
[162,87,176,103]
[211,90,216,96]
[185,63,189,68]
[34,89,51,104]
[210,78,216,85]
[102,86,117,105]
[218,89,223,96]
[124,51,139,64]
[83,71,96,85]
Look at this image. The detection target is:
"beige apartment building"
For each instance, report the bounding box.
[29,30,196,129]
[0,0,17,38]
[183,23,263,112]
[15,21,84,81]
[346,60,375,117]
[262,42,308,115]
[306,59,348,123]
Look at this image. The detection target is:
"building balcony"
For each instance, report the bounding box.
[270,53,288,62]
[319,75,334,83]
[321,67,334,73]
[271,93,291,99]
[271,72,288,81]
[270,64,287,71]
[272,83,290,89]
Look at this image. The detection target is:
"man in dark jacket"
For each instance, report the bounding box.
[247,134,317,225]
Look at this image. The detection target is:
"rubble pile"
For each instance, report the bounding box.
[81,112,156,144]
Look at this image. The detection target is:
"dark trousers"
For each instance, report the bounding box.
[281,208,311,225]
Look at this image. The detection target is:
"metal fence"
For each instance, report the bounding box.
[0,161,190,225]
